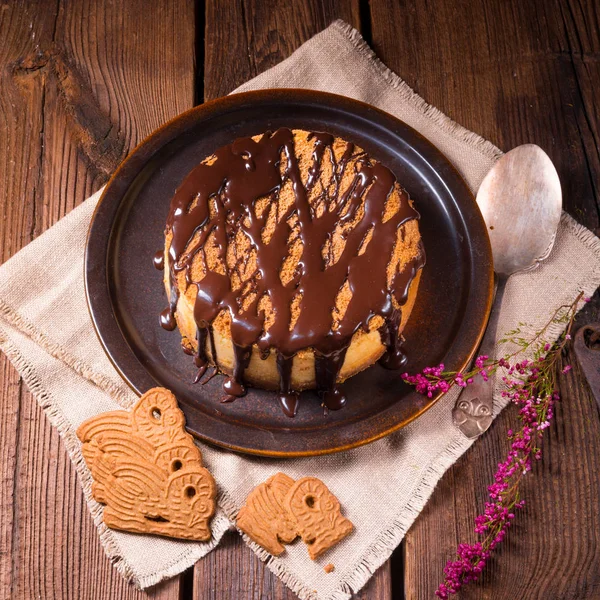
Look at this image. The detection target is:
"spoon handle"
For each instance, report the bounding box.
[452,275,508,438]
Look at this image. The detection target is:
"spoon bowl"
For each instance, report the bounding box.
[477,144,562,276]
[453,144,562,438]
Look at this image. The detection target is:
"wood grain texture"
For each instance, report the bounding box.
[202,0,360,100]
[0,0,194,598]
[2,1,600,599]
[0,355,22,597]
[193,530,391,600]
[368,0,600,235]
[367,0,600,598]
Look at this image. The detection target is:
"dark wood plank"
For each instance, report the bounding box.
[359,562,393,600]
[203,0,360,101]
[193,530,392,599]
[0,0,194,598]
[368,0,600,597]
[199,1,395,598]
[369,0,599,232]
[192,532,304,600]
[403,348,600,600]
[0,355,22,597]
[3,2,597,600]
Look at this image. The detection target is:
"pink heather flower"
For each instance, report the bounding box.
[403,364,452,397]
[475,355,488,369]
[584,296,591,302]
[430,344,566,596]
[455,374,467,388]
[405,294,582,598]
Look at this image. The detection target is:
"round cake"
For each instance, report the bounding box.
[157,128,425,416]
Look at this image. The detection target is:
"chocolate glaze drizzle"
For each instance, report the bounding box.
[158,128,425,416]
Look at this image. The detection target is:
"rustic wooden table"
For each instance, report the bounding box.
[1,1,599,598]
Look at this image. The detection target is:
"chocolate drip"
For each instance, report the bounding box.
[161,128,424,415]
[279,393,299,418]
[159,256,180,331]
[193,322,218,383]
[159,307,177,331]
[208,326,217,364]
[391,241,427,306]
[193,369,206,384]
[315,347,348,410]
[202,368,218,385]
[153,250,164,270]
[155,250,177,330]
[222,344,252,403]
[379,246,427,369]
[378,310,407,370]
[276,354,299,417]
[193,327,209,382]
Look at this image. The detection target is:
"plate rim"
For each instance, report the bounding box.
[85,88,494,457]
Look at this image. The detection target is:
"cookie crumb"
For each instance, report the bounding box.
[324,563,335,573]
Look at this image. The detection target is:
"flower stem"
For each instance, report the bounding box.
[402,292,586,599]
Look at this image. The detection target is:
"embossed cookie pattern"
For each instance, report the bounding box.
[237,474,353,559]
[77,387,216,541]
[284,477,353,559]
[236,472,297,555]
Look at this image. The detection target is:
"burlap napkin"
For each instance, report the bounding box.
[1,20,599,600]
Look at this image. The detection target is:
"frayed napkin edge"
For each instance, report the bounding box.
[0,324,238,590]
[328,20,504,166]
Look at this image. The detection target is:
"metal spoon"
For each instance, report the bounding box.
[452,144,562,438]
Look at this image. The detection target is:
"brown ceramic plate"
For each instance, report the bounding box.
[85,89,493,457]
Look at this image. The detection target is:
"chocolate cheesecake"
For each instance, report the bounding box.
[156,128,425,416]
